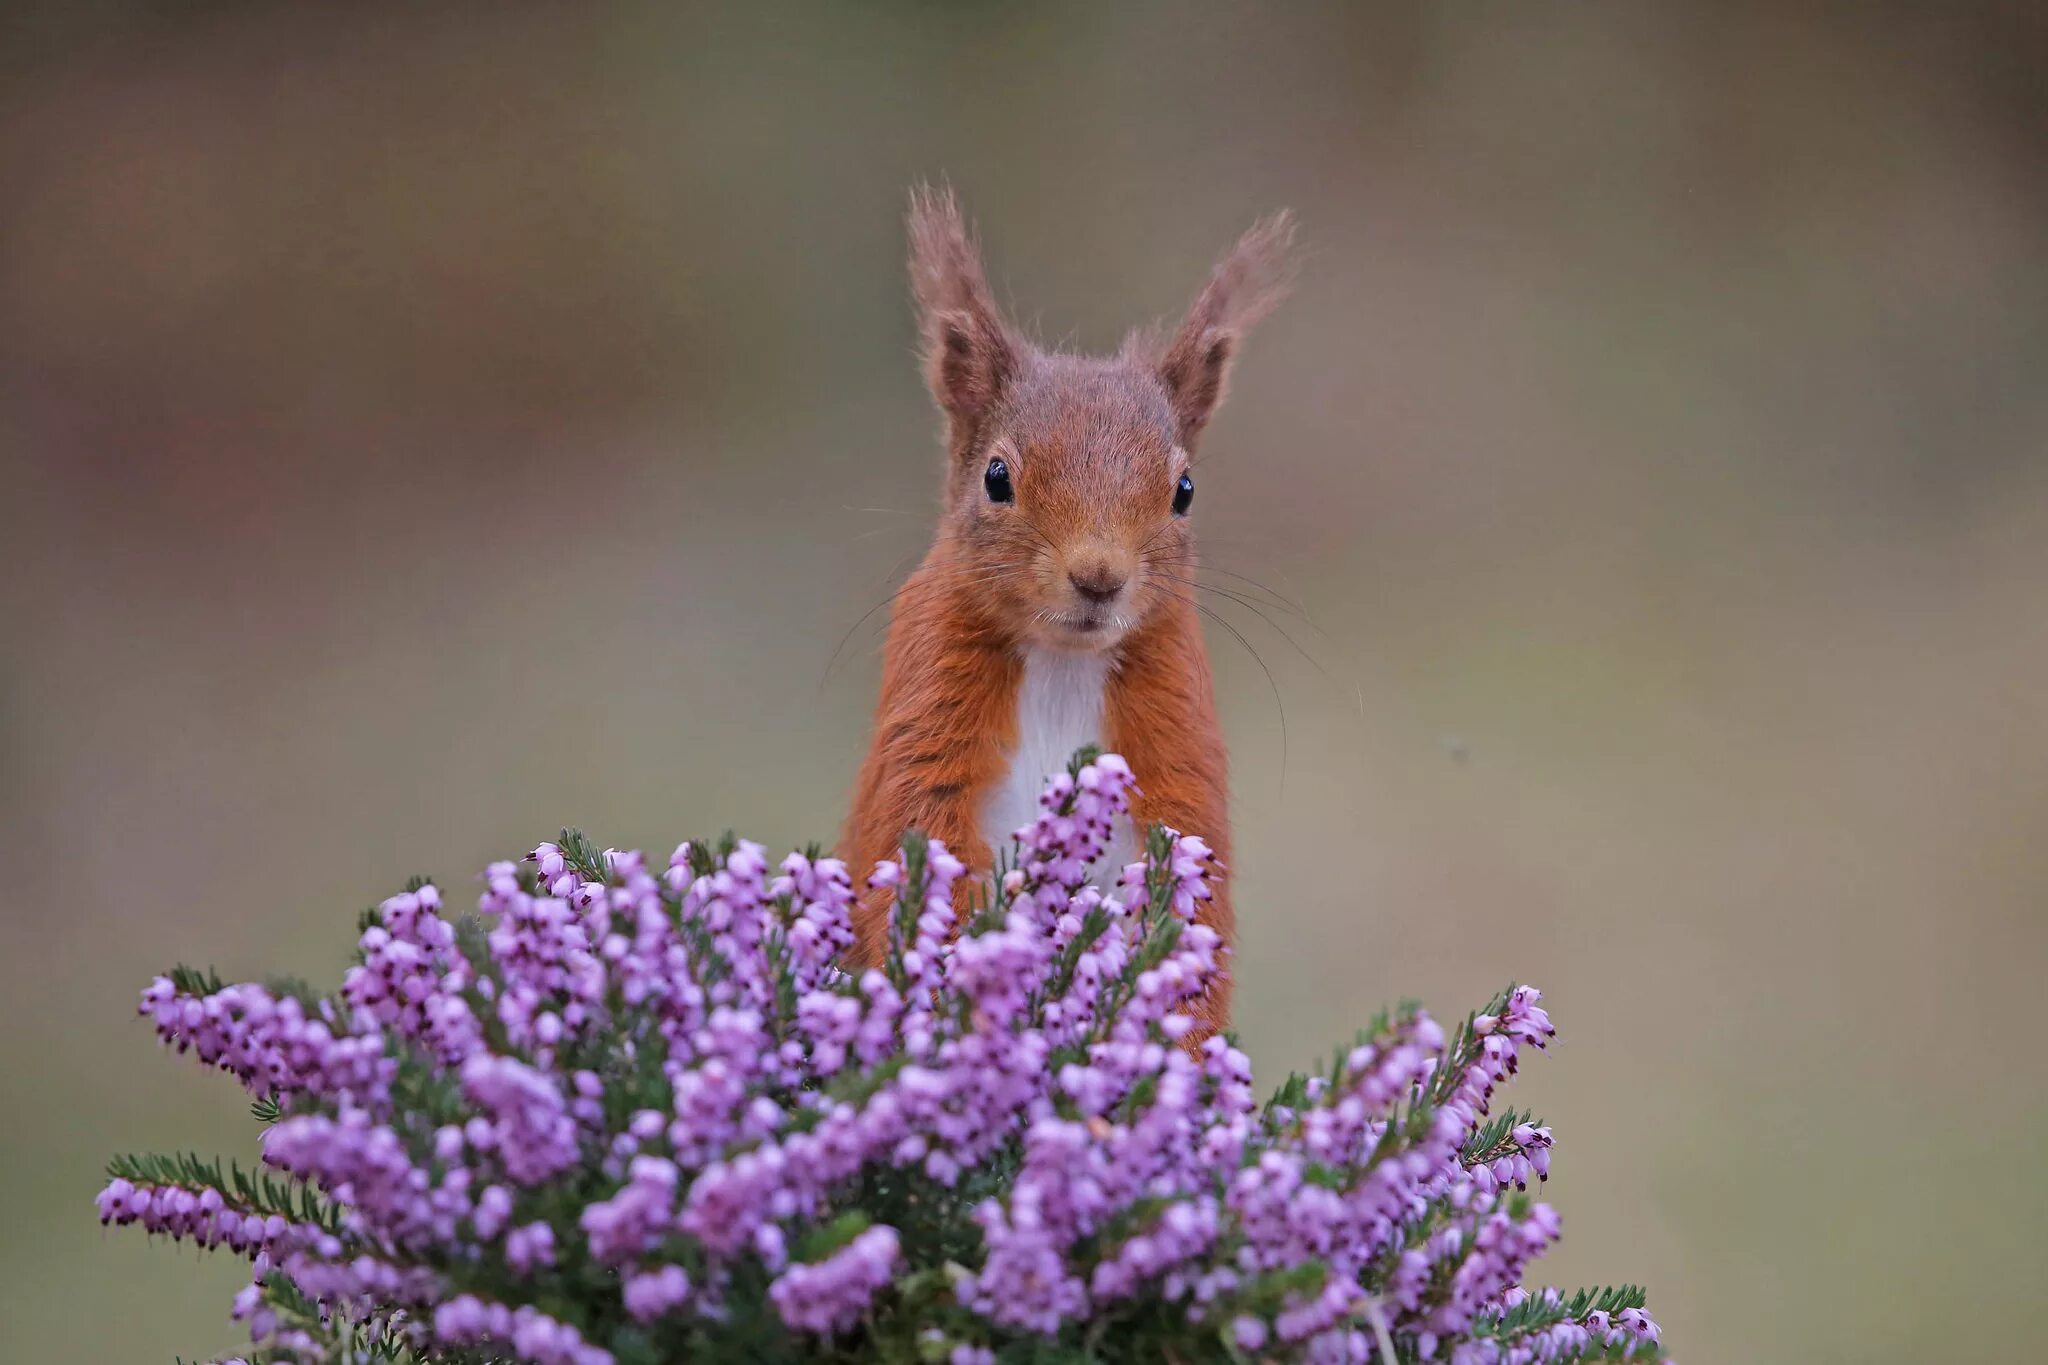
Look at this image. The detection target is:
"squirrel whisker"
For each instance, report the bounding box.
[1146,579,1289,788]
[1139,554,1306,614]
[1143,568,1332,680]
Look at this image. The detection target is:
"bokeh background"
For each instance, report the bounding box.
[4,3,2045,1360]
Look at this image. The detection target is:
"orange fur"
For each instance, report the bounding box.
[843,544,1021,970]
[1103,595,1234,1031]
[841,189,1291,1041]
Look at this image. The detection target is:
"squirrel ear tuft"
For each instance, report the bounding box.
[907,185,1022,437]
[1152,210,1296,444]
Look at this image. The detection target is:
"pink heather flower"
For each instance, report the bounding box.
[141,978,394,1108]
[100,755,1664,1364]
[506,1220,556,1273]
[768,1224,902,1335]
[580,1156,678,1264]
[434,1294,613,1365]
[459,1054,579,1185]
[622,1263,692,1321]
[473,1184,512,1240]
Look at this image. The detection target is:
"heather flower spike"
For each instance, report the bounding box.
[103,752,1667,1363]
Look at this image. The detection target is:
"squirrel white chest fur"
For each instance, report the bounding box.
[981,648,1137,871]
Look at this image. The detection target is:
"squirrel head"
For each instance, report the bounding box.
[906,186,1295,653]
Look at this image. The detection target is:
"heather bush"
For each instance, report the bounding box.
[102,751,1668,1363]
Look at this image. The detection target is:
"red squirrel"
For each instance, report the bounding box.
[842,188,1294,1035]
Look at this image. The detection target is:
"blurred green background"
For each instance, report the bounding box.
[4,3,2045,1360]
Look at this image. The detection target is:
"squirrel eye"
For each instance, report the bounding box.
[984,456,1015,505]
[1172,471,1195,516]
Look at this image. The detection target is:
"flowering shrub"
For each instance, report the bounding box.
[102,751,1668,1364]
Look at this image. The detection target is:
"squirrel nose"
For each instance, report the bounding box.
[1068,568,1127,605]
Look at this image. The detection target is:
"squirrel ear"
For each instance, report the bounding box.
[1151,211,1297,444]
[907,185,1022,438]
